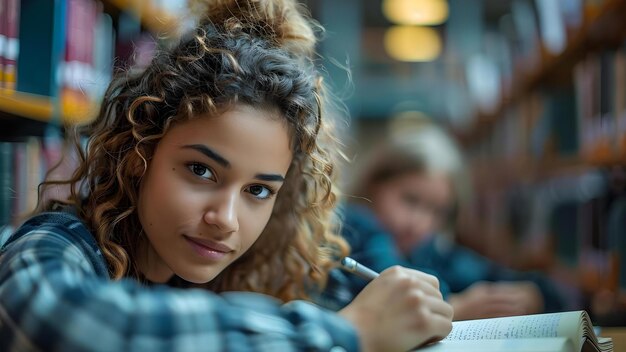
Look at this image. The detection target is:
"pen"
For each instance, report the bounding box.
[340,257,380,281]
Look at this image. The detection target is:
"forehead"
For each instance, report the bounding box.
[159,105,293,173]
[391,171,453,198]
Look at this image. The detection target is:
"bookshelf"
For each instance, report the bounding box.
[454,0,626,326]
[106,0,179,35]
[0,0,182,125]
[0,0,184,228]
[0,89,94,124]
[0,90,54,122]
[458,0,626,146]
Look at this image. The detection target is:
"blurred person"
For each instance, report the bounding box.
[0,1,453,351]
[345,115,567,320]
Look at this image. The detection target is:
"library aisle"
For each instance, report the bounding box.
[310,0,626,327]
[1,0,626,332]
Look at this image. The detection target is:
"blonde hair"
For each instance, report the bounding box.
[37,0,349,302]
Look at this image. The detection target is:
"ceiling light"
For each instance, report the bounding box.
[383,0,449,26]
[384,25,442,62]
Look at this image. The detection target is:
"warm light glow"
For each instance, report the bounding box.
[383,0,449,26]
[384,26,442,62]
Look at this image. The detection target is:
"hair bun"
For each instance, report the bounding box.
[191,0,319,57]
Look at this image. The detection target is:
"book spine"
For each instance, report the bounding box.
[91,8,113,100]
[619,200,626,294]
[25,137,42,216]
[62,0,82,107]
[62,0,98,112]
[4,0,19,91]
[16,0,67,97]
[616,45,626,156]
[0,0,6,88]
[12,141,26,225]
[0,142,12,226]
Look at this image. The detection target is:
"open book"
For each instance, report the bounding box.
[418,311,613,352]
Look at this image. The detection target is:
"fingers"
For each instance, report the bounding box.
[410,296,453,347]
[340,265,454,352]
[381,266,443,298]
[486,283,543,314]
[450,284,539,320]
[422,290,455,319]
[380,266,450,321]
[406,267,441,289]
[424,313,454,343]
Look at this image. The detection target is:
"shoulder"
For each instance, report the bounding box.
[0,211,108,278]
[2,211,92,249]
[340,203,386,240]
[341,203,378,227]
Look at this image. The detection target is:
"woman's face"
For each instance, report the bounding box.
[371,171,454,254]
[137,104,293,283]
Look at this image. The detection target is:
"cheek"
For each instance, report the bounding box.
[374,198,401,234]
[384,194,410,224]
[140,168,197,227]
[239,202,276,248]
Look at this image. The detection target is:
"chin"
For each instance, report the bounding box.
[177,270,222,284]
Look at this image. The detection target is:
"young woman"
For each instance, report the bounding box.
[346,117,568,321]
[0,1,452,351]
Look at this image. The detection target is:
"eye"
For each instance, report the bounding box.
[187,163,215,181]
[246,185,275,200]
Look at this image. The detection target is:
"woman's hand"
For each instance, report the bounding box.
[338,266,453,352]
[449,281,544,321]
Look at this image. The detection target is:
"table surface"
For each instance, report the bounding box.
[600,327,626,351]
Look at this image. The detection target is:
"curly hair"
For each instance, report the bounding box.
[37,0,349,302]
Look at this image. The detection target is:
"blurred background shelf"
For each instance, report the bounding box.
[105,0,180,35]
[0,89,95,124]
[0,0,186,125]
[0,90,53,122]
[459,0,626,144]
[304,0,626,325]
[0,0,187,229]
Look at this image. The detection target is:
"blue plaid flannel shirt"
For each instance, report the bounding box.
[0,211,359,351]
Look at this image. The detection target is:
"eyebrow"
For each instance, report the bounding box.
[254,174,285,182]
[182,144,286,182]
[182,144,230,168]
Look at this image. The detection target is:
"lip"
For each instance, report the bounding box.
[184,236,233,252]
[183,235,233,260]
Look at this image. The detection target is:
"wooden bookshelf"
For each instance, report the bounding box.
[0,90,95,125]
[458,0,626,145]
[0,0,180,125]
[106,0,180,35]
[0,90,53,121]
[470,155,626,186]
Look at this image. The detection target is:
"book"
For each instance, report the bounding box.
[16,0,67,97]
[0,0,6,87]
[535,0,567,54]
[417,311,613,352]
[0,142,12,226]
[3,0,19,91]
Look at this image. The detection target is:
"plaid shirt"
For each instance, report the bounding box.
[0,212,358,352]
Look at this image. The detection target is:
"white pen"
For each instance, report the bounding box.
[340,257,380,281]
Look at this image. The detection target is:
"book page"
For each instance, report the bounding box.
[417,337,574,352]
[445,311,582,342]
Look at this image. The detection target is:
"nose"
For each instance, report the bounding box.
[409,209,436,239]
[203,188,239,234]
